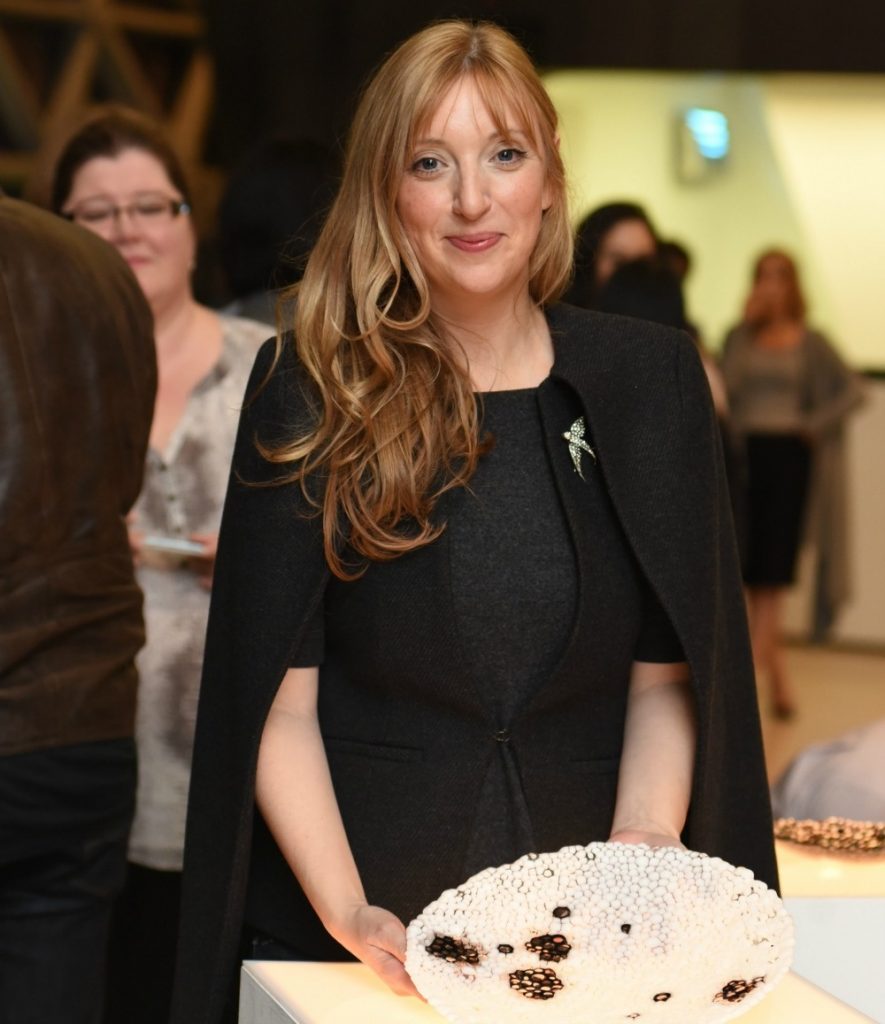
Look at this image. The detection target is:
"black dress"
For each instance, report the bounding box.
[246,385,682,955]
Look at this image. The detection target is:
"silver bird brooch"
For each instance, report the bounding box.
[562,416,596,480]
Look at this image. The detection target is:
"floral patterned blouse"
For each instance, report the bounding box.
[128,314,270,870]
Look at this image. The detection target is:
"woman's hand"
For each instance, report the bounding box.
[128,527,144,565]
[327,904,422,998]
[126,513,143,565]
[608,827,685,850]
[186,531,218,589]
[257,670,422,1001]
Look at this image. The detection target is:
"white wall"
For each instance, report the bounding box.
[764,76,885,374]
[785,379,885,646]
[544,70,885,371]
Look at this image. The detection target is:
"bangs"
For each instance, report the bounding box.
[404,64,546,160]
[472,67,545,151]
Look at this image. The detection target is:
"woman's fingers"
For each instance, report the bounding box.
[127,527,144,563]
[367,917,422,997]
[186,532,217,588]
[367,947,422,998]
[188,531,218,560]
[336,905,423,999]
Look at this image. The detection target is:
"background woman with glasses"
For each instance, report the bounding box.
[50,105,270,1024]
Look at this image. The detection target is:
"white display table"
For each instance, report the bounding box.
[777,839,885,1020]
[239,961,872,1023]
[776,839,885,898]
[238,841,885,1023]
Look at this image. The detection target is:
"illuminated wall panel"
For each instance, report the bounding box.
[545,70,884,370]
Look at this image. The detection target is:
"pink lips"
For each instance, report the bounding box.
[447,233,501,253]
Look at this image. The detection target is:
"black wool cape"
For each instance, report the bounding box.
[170,304,778,1024]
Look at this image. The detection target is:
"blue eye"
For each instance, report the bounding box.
[496,148,527,165]
[413,156,440,174]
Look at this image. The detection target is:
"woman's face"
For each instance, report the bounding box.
[395,76,552,317]
[751,254,795,319]
[595,219,657,287]
[755,254,792,291]
[62,147,194,312]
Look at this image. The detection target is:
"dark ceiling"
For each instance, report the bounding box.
[206,0,885,165]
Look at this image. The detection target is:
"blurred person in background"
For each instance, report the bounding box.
[595,256,687,332]
[564,200,657,309]
[658,238,702,344]
[772,718,885,822]
[658,238,691,283]
[217,137,336,327]
[721,249,865,719]
[596,256,731,421]
[596,258,744,558]
[50,106,269,1024]
[0,193,155,1024]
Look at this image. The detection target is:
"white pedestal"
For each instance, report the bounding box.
[776,840,885,899]
[239,841,885,1023]
[776,837,885,1021]
[239,962,872,1024]
[785,898,885,1021]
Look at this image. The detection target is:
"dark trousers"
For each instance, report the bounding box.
[0,739,135,1024]
[104,863,181,1024]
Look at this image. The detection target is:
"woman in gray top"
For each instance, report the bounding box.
[721,249,864,718]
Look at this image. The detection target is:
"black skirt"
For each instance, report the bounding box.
[744,433,811,586]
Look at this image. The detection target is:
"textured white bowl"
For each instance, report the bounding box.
[406,843,793,1024]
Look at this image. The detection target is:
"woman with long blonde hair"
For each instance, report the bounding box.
[173,21,776,1022]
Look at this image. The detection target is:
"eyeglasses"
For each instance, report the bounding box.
[62,193,191,231]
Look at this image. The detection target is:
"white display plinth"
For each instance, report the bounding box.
[776,839,885,898]
[239,841,885,1023]
[239,961,872,1024]
[785,898,884,1021]
[776,838,885,1020]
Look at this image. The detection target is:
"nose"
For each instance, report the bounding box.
[108,207,142,243]
[452,165,491,221]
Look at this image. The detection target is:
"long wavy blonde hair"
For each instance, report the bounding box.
[267,20,572,578]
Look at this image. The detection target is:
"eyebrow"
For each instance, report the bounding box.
[69,189,179,205]
[412,128,531,147]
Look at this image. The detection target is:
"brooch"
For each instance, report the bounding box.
[562,416,596,480]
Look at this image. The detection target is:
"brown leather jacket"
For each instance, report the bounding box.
[0,196,156,755]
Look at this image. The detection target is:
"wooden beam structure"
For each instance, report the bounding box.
[0,0,210,197]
